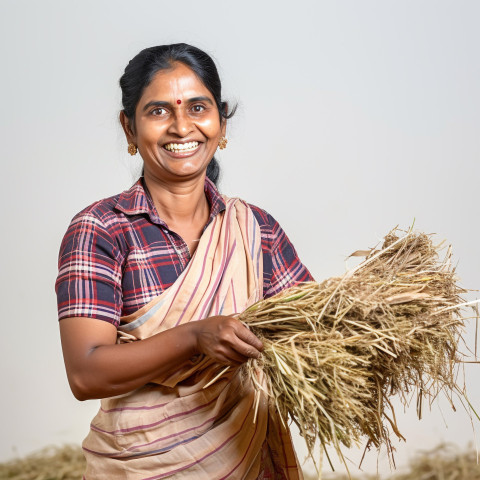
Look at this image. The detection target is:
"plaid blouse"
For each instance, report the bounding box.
[55,178,313,326]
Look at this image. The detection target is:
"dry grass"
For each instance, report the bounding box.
[307,443,480,480]
[2,443,478,479]
[0,445,85,479]
[3,228,476,479]
[239,227,478,473]
[389,443,480,480]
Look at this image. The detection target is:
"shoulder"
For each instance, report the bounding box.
[244,202,285,247]
[59,189,132,259]
[70,193,121,227]
[220,191,283,239]
[240,200,315,293]
[220,190,280,238]
[246,203,276,227]
[66,179,145,237]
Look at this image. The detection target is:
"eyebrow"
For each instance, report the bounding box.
[188,96,214,105]
[142,96,214,112]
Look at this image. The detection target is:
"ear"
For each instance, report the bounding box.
[220,102,228,137]
[220,118,227,137]
[119,111,136,144]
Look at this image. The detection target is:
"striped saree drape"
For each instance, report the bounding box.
[82,197,303,479]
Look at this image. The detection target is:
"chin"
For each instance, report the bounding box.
[166,166,207,181]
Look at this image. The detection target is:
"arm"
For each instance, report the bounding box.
[56,210,262,401]
[59,314,263,401]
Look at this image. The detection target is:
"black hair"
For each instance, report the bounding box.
[119,43,235,185]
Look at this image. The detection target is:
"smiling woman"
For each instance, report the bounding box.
[122,63,225,186]
[55,43,313,479]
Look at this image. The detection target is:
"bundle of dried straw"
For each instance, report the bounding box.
[239,227,477,470]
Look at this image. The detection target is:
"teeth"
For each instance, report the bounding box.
[164,141,199,152]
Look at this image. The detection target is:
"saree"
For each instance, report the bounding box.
[82,197,303,479]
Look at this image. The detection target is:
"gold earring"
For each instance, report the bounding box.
[218,136,228,150]
[128,143,137,156]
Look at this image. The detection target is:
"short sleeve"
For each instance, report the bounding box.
[265,216,314,297]
[55,211,124,326]
[249,205,314,298]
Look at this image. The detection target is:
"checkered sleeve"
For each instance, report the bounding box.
[249,205,314,298]
[55,210,124,326]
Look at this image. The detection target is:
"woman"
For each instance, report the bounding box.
[56,43,313,479]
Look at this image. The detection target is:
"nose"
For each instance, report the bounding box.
[168,109,194,137]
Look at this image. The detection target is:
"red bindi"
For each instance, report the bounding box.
[176,99,182,104]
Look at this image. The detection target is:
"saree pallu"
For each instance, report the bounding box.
[82,197,303,479]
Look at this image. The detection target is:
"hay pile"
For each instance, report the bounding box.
[0,445,85,479]
[311,443,480,480]
[1,443,478,479]
[239,227,476,470]
[389,443,480,480]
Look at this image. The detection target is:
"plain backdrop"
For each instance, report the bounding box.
[1,0,479,476]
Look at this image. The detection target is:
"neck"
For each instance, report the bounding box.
[143,173,209,225]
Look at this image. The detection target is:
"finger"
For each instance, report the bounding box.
[232,337,263,359]
[223,348,250,364]
[215,353,240,365]
[235,325,264,352]
[211,341,250,364]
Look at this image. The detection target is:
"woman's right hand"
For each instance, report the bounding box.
[193,316,263,366]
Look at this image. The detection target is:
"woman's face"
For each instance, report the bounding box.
[124,62,225,184]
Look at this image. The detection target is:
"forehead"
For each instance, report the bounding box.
[140,63,213,103]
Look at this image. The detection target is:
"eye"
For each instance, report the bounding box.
[191,104,206,113]
[151,107,168,116]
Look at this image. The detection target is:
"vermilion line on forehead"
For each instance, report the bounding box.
[142,96,214,112]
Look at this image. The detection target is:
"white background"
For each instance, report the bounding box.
[1,0,479,476]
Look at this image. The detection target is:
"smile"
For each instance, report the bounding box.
[164,141,199,153]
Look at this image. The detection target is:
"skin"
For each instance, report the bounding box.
[60,63,263,401]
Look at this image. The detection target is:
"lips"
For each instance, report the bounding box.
[163,141,199,153]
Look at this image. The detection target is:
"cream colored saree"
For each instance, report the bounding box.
[82,197,302,479]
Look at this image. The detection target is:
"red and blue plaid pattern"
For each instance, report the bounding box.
[56,178,313,326]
